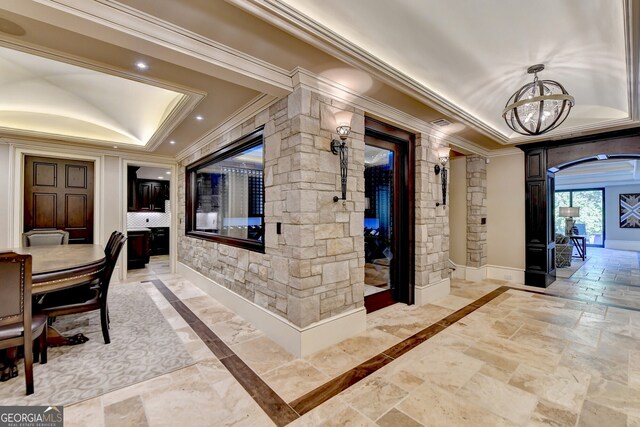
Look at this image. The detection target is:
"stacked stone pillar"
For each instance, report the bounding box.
[414,136,450,303]
[466,155,487,268]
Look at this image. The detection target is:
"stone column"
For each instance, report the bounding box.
[414,135,451,304]
[283,87,366,327]
[466,155,487,268]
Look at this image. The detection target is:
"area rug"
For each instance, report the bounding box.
[556,257,588,278]
[0,283,195,406]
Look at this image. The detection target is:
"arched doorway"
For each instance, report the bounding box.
[519,128,640,287]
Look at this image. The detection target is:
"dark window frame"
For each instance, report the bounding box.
[185,126,265,252]
[554,187,605,247]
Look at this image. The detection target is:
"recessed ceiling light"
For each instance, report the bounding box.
[158,176,164,179]
[136,61,148,70]
[169,140,176,144]
[195,115,204,121]
[166,171,171,174]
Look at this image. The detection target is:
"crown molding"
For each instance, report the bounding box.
[176,93,279,162]
[229,0,640,147]
[485,147,523,158]
[6,0,293,95]
[227,0,508,145]
[292,68,490,156]
[0,37,206,151]
[0,136,175,163]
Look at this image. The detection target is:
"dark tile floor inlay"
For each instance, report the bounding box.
[147,279,510,424]
[146,279,298,427]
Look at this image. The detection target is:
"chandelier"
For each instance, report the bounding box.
[502,64,574,136]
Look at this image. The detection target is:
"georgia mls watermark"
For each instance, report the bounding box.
[0,406,63,427]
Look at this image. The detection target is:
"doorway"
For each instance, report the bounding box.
[125,165,172,278]
[363,119,414,313]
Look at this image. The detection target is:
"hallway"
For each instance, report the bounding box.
[547,248,640,310]
[45,259,640,426]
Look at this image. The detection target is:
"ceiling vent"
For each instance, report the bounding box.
[430,118,452,127]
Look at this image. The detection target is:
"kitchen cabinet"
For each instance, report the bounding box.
[128,177,169,212]
[127,228,150,269]
[149,227,170,256]
[137,181,167,212]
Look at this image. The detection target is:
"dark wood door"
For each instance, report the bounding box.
[363,118,415,313]
[24,156,94,244]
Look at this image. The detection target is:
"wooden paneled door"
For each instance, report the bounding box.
[24,156,94,244]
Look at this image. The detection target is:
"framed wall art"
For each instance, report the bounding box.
[620,193,640,228]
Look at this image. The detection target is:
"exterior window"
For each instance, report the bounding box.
[186,127,264,251]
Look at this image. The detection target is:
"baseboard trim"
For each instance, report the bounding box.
[414,278,450,305]
[449,262,488,282]
[605,240,640,251]
[450,263,524,284]
[177,262,366,357]
[486,265,525,284]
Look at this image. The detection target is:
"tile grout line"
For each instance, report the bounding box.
[147,280,515,423]
[144,279,299,427]
[507,285,640,313]
[288,286,511,416]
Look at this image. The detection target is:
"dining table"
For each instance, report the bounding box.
[0,244,106,345]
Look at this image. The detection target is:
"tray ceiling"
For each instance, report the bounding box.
[0,45,187,147]
[280,0,633,143]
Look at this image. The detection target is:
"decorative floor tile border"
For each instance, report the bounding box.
[147,279,510,425]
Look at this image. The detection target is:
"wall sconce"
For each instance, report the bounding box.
[331,125,351,202]
[434,146,450,206]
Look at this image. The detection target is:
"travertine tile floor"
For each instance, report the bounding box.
[61,249,640,426]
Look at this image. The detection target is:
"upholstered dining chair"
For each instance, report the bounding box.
[22,230,69,247]
[40,234,127,344]
[0,252,48,395]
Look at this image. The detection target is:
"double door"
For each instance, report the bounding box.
[24,156,94,244]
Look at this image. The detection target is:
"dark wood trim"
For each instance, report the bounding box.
[364,289,396,313]
[185,126,265,253]
[184,231,265,253]
[519,131,640,287]
[364,117,415,308]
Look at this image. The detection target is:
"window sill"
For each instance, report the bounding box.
[185,231,265,253]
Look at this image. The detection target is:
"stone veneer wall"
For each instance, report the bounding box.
[466,155,487,268]
[415,135,451,289]
[178,81,452,336]
[178,86,365,329]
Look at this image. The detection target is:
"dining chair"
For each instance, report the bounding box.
[40,234,127,344]
[0,253,48,395]
[22,230,69,247]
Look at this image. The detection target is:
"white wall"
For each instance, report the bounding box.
[605,184,640,249]
[449,156,467,265]
[486,152,526,270]
[103,155,123,244]
[0,140,175,279]
[0,144,13,248]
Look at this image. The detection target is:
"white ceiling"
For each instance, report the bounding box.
[135,166,171,180]
[556,159,640,189]
[281,0,632,143]
[0,45,186,147]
